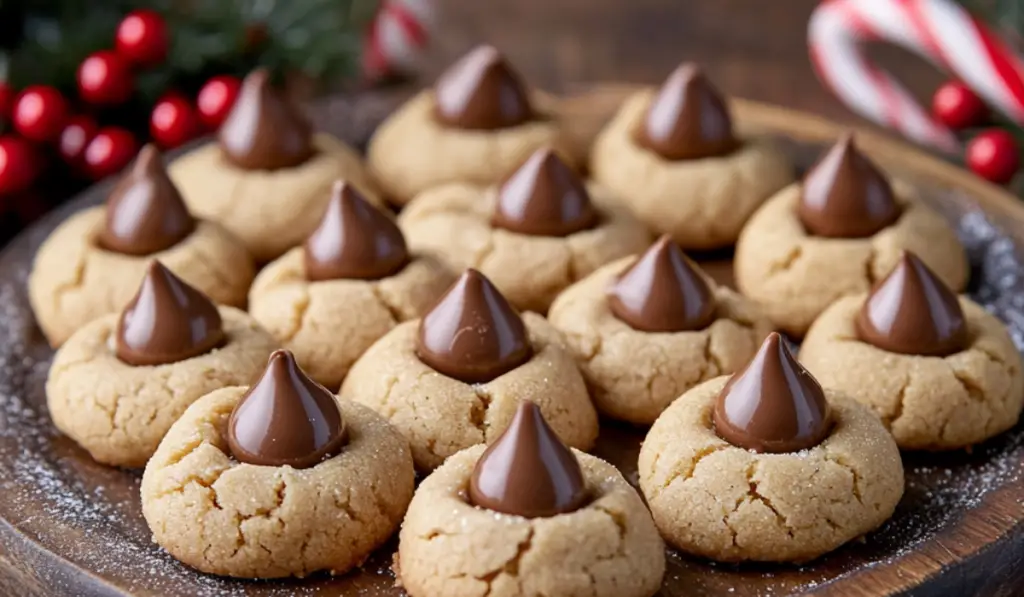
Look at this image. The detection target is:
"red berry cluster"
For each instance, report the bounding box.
[931,81,1020,185]
[0,10,243,198]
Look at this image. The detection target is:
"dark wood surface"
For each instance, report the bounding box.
[0,85,1023,596]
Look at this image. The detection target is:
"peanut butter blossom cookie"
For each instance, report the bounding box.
[638,333,904,562]
[590,63,794,250]
[29,145,254,347]
[735,135,968,337]
[141,350,414,578]
[801,252,1024,450]
[341,269,598,470]
[399,148,650,313]
[367,45,576,205]
[398,401,665,597]
[168,69,381,262]
[549,235,773,423]
[248,181,454,389]
[46,261,277,468]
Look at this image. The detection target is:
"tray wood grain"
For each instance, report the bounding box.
[0,85,1022,597]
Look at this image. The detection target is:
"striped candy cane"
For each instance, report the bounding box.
[808,0,1024,152]
[363,0,435,80]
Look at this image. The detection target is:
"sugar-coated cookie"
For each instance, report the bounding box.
[549,236,773,424]
[735,136,968,337]
[46,262,277,468]
[341,269,598,471]
[398,401,665,597]
[638,333,904,563]
[801,252,1023,450]
[169,69,380,262]
[249,182,454,389]
[367,45,575,205]
[590,64,794,250]
[141,350,414,578]
[399,148,651,313]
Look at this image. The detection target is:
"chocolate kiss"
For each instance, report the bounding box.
[713,333,832,453]
[434,45,533,130]
[608,235,716,332]
[218,69,314,171]
[856,252,968,356]
[636,63,738,160]
[469,400,588,518]
[99,145,195,256]
[227,350,347,468]
[116,261,225,367]
[492,149,597,237]
[415,269,532,383]
[303,180,409,281]
[798,135,901,238]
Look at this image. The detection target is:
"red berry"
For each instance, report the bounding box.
[116,10,169,67]
[0,136,40,195]
[84,127,137,180]
[12,86,68,142]
[59,115,99,169]
[0,82,14,121]
[966,129,1019,184]
[932,81,987,130]
[77,51,134,105]
[150,95,199,149]
[196,75,242,129]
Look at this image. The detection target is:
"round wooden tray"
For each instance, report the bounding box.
[0,86,1022,597]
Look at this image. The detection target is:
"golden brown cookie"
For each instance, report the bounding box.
[367,45,575,205]
[735,139,968,338]
[140,351,415,578]
[398,421,664,597]
[589,65,794,250]
[398,150,651,314]
[340,270,599,471]
[46,263,277,467]
[549,238,773,424]
[638,334,904,563]
[168,70,380,262]
[800,254,1023,450]
[249,183,454,389]
[30,144,254,347]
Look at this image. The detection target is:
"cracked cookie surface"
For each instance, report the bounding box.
[638,376,904,563]
[168,134,381,263]
[588,90,794,251]
[248,248,454,390]
[46,308,278,468]
[339,313,599,471]
[28,207,254,347]
[140,387,414,578]
[800,295,1024,450]
[367,91,574,206]
[397,443,665,597]
[734,182,968,338]
[548,256,773,424]
[398,182,651,314]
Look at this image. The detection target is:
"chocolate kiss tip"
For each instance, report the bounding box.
[116,260,224,367]
[99,148,194,257]
[856,252,967,357]
[798,134,899,239]
[415,269,532,384]
[492,148,596,237]
[713,332,832,453]
[303,180,408,281]
[434,44,532,130]
[637,63,737,161]
[608,235,716,332]
[227,349,346,469]
[469,400,588,518]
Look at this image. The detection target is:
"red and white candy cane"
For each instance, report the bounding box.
[363,0,434,80]
[808,0,1024,153]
